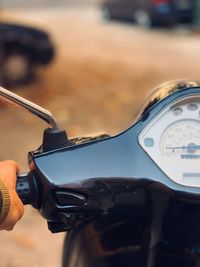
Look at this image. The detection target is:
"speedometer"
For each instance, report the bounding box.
[160,119,200,164]
[139,96,200,187]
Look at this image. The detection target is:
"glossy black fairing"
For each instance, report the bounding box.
[34,81,200,191]
[62,196,200,267]
[27,81,200,227]
[25,80,200,267]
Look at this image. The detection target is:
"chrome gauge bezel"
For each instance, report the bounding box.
[139,95,200,188]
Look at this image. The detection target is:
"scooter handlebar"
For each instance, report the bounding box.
[16,173,41,208]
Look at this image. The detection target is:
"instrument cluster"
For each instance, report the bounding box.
[139,96,200,188]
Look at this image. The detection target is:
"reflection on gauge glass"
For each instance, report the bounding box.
[160,119,200,164]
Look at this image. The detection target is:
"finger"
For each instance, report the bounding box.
[10,190,24,217]
[13,192,24,219]
[0,160,19,173]
[0,161,19,188]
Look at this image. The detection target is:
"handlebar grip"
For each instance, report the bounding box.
[16,174,31,205]
[16,173,41,208]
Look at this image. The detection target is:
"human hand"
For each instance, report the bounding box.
[0,160,24,230]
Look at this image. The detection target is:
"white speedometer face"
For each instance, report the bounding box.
[139,96,200,188]
[160,119,200,164]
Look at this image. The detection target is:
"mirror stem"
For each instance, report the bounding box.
[0,86,58,129]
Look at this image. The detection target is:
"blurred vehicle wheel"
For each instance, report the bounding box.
[133,10,152,28]
[2,51,32,86]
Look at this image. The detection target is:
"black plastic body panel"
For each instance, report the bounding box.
[31,82,200,213]
[26,81,200,266]
[62,194,200,267]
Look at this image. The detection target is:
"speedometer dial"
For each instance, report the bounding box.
[139,96,200,187]
[160,119,200,164]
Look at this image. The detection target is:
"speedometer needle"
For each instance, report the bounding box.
[166,143,200,152]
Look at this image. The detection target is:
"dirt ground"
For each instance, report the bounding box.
[0,5,200,267]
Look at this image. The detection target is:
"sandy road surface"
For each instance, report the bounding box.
[0,6,200,267]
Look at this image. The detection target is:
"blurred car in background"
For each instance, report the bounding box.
[101,0,196,27]
[0,23,55,86]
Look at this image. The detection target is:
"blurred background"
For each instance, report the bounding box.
[0,0,200,266]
